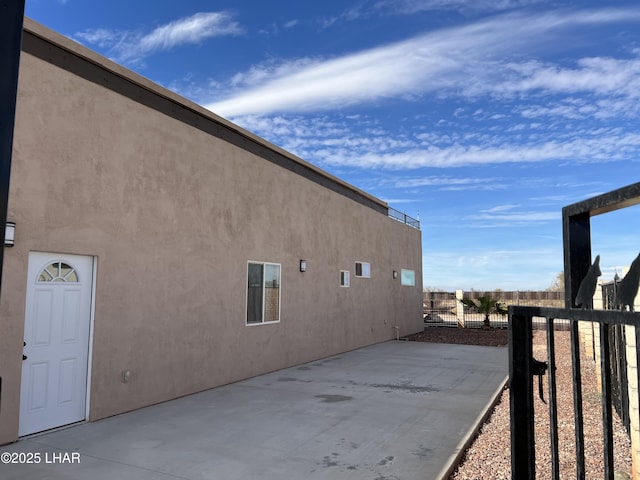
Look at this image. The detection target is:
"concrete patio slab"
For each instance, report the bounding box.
[0,340,508,480]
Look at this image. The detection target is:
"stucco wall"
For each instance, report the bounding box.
[0,22,423,445]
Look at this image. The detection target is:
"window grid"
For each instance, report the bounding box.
[355,261,371,278]
[37,262,79,283]
[247,261,281,325]
[340,270,350,287]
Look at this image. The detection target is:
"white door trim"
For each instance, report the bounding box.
[84,256,98,421]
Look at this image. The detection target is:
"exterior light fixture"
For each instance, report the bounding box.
[299,259,307,272]
[5,222,15,247]
[393,270,398,279]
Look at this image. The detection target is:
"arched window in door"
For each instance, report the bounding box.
[37,262,79,283]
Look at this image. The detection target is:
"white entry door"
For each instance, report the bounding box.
[19,252,94,436]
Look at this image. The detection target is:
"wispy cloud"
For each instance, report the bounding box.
[394,176,505,191]
[207,8,640,117]
[519,93,640,120]
[498,56,640,97]
[317,5,367,29]
[468,209,560,226]
[234,113,640,170]
[74,11,243,64]
[314,132,640,169]
[375,0,547,15]
[316,0,545,29]
[482,204,521,213]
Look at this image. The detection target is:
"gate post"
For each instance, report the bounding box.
[509,308,535,479]
[455,289,465,327]
[0,0,26,296]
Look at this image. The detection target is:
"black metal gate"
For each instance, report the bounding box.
[509,307,638,479]
[509,182,640,479]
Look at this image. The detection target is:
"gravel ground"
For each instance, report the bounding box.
[419,328,634,480]
[404,327,508,347]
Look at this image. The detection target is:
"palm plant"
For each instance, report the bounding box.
[461,295,508,329]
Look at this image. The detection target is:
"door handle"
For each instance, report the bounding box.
[23,341,27,360]
[531,358,548,403]
[23,355,27,360]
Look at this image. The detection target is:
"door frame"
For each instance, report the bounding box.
[84,255,98,422]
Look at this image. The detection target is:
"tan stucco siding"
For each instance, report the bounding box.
[0,27,422,445]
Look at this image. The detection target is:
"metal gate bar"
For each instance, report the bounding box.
[570,319,585,479]
[599,322,614,479]
[509,311,535,478]
[546,317,559,480]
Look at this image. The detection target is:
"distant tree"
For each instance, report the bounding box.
[547,272,564,292]
[461,295,508,329]
[424,286,446,292]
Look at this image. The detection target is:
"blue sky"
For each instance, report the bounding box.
[24,0,640,291]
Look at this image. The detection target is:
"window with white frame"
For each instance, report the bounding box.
[401,269,416,286]
[355,261,370,278]
[247,262,281,324]
[340,270,350,287]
